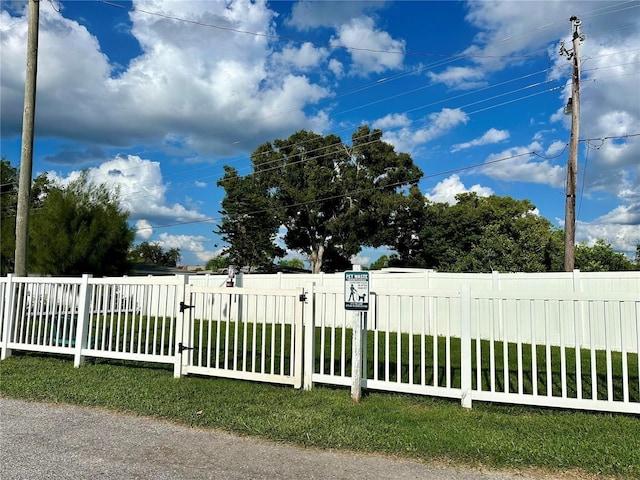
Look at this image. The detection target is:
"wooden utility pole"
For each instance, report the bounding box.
[14,0,40,276]
[561,16,584,272]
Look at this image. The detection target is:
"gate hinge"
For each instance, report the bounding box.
[299,293,307,303]
[179,301,194,313]
[178,342,194,354]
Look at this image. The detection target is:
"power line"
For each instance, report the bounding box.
[97,0,549,60]
[65,62,560,195]
[6,2,635,225]
[18,61,632,211]
[79,53,634,191]
[62,66,636,206]
[218,61,638,181]
[137,151,536,231]
[579,0,640,21]
[20,3,633,192]
[132,133,639,232]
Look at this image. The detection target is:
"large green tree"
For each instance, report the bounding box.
[372,185,428,267]
[575,239,635,271]
[1,159,53,275]
[29,173,134,276]
[234,126,423,273]
[389,193,562,273]
[216,165,285,272]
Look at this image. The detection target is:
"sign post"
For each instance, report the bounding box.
[345,271,369,402]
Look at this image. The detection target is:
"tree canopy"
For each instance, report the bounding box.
[218,126,423,273]
[277,258,305,270]
[216,129,638,274]
[575,239,636,272]
[216,165,285,272]
[2,159,57,275]
[205,254,232,272]
[1,159,18,275]
[29,172,134,276]
[385,193,564,272]
[129,242,181,267]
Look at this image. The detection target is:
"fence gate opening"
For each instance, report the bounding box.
[179,285,305,387]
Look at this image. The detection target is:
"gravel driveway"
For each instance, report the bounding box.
[1,397,545,480]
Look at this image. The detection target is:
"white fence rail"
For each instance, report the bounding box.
[0,275,182,367]
[307,283,639,413]
[192,270,639,353]
[1,271,638,414]
[469,290,640,412]
[83,276,183,364]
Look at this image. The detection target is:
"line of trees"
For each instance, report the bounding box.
[215,128,638,273]
[2,126,638,278]
[128,241,181,267]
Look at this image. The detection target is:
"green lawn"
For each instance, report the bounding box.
[11,312,639,403]
[3,314,639,478]
[1,352,639,479]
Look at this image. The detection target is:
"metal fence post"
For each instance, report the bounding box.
[303,282,315,390]
[460,284,472,409]
[73,274,93,368]
[1,274,15,360]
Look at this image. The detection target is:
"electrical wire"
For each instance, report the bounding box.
[35,2,633,192]
[97,0,549,60]
[6,1,637,229]
[68,68,634,205]
[76,63,560,192]
[24,60,634,209]
[131,134,639,232]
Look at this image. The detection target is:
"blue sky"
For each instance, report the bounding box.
[1,0,639,267]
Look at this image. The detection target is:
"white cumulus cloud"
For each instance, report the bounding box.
[426,174,494,205]
[330,16,405,76]
[135,220,154,241]
[382,108,469,154]
[451,128,510,153]
[46,155,209,224]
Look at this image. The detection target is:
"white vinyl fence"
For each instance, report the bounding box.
[0,275,183,369]
[306,282,639,414]
[179,284,305,387]
[1,270,638,414]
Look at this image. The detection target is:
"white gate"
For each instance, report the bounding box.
[178,285,305,387]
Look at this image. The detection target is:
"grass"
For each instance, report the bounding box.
[190,319,294,374]
[1,352,639,479]
[15,311,639,403]
[315,326,639,403]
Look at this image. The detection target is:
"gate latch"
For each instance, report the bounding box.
[178,342,194,354]
[299,293,307,303]
[179,301,194,313]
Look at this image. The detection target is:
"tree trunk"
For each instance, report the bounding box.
[309,244,325,274]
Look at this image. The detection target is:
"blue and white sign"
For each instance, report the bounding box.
[344,271,369,311]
